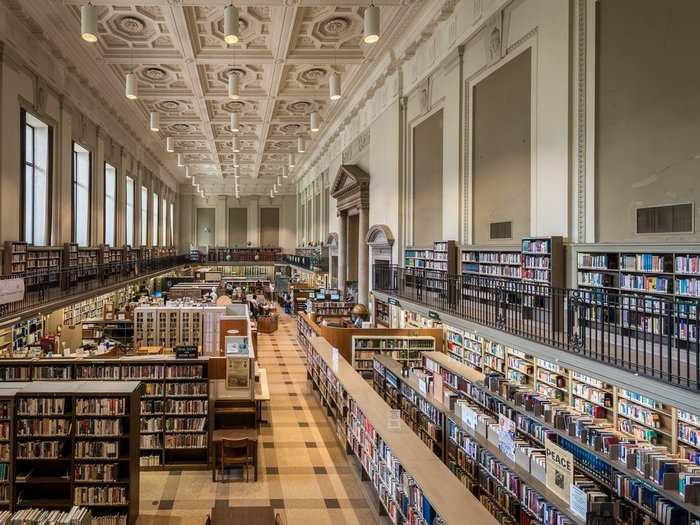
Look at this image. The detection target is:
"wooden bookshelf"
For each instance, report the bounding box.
[10,381,140,524]
[2,242,28,278]
[350,335,435,379]
[373,298,389,327]
[404,240,459,294]
[574,245,700,348]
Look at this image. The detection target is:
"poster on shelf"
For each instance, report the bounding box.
[331,347,339,371]
[388,409,401,431]
[461,404,478,430]
[569,484,588,520]
[545,438,574,504]
[0,278,24,305]
[498,414,516,462]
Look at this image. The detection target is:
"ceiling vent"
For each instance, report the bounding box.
[489,221,512,240]
[636,203,693,234]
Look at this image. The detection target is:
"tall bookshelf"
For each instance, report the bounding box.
[374,298,389,327]
[425,351,700,525]
[0,393,13,510]
[404,240,459,294]
[574,245,700,347]
[11,382,140,524]
[0,358,211,472]
[350,335,435,379]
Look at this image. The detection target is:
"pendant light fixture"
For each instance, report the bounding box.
[310,111,320,132]
[363,4,380,44]
[228,74,240,99]
[191,176,196,187]
[297,136,305,154]
[273,183,278,194]
[270,189,274,199]
[81,3,98,43]
[282,165,288,179]
[329,71,341,101]
[125,72,138,100]
[149,111,160,132]
[232,136,240,153]
[277,175,281,186]
[177,153,184,167]
[185,166,191,178]
[288,153,295,168]
[233,153,239,167]
[230,112,240,133]
[223,4,240,45]
[166,136,174,153]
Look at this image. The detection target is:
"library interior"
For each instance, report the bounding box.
[0,0,699,524]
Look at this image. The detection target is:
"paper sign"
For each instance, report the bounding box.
[331,347,339,372]
[0,278,25,305]
[461,405,478,430]
[388,297,400,306]
[546,439,574,504]
[388,409,401,430]
[432,373,443,402]
[498,414,516,462]
[569,484,588,520]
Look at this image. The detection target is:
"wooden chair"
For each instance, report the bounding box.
[213,437,257,482]
[274,513,285,525]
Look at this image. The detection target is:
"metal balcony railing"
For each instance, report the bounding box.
[0,254,190,322]
[372,264,700,391]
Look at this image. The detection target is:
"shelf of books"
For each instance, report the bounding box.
[313,301,354,318]
[0,358,211,472]
[351,335,435,380]
[374,298,390,327]
[424,351,700,525]
[404,240,459,294]
[133,305,222,353]
[373,353,594,525]
[460,237,565,328]
[574,245,700,348]
[306,336,500,525]
[8,381,140,524]
[0,394,13,510]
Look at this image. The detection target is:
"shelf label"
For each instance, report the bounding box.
[569,484,588,520]
[546,438,574,504]
[388,297,400,307]
[388,409,401,430]
[428,310,440,321]
[175,345,199,359]
[0,278,24,305]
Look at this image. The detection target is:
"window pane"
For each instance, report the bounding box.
[23,116,51,246]
[152,193,158,247]
[170,202,174,246]
[141,186,148,245]
[162,197,166,247]
[104,164,116,246]
[24,164,34,244]
[73,143,90,247]
[126,177,134,247]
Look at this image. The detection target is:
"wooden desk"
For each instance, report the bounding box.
[212,428,259,482]
[210,506,275,525]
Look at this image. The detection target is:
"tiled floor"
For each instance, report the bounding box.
[137,314,379,525]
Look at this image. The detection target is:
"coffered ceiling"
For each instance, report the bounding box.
[13,0,419,196]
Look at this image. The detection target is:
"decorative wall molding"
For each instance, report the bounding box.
[341,128,370,164]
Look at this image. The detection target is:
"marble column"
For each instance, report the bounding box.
[337,211,347,292]
[358,206,370,306]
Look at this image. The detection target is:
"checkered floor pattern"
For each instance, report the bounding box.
[136,314,378,525]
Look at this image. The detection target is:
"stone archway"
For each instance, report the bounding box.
[366,224,395,296]
[330,164,370,304]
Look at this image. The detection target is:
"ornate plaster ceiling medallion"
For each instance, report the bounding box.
[117,16,146,35]
[171,123,191,132]
[143,67,168,81]
[288,100,312,113]
[280,123,301,135]
[226,68,247,79]
[224,101,246,113]
[323,17,350,35]
[300,68,326,84]
[157,100,182,112]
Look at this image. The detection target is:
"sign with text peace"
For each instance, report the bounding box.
[545,438,574,504]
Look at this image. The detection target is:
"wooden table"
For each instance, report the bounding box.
[210,505,275,525]
[212,428,259,481]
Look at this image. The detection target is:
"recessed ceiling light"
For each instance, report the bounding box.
[224,5,239,45]
[81,4,98,43]
[363,5,380,44]
[125,72,138,100]
[149,111,160,132]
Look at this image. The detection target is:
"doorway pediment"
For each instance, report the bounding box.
[331,164,369,212]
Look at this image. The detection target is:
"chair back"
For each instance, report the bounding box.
[274,513,285,525]
[220,437,249,457]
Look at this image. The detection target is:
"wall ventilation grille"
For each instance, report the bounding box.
[636,204,693,234]
[489,221,512,240]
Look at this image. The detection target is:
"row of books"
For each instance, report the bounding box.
[0,507,92,525]
[17,418,71,436]
[75,419,122,437]
[17,398,66,415]
[164,434,206,449]
[74,486,127,505]
[165,365,204,379]
[75,398,126,416]
[75,441,119,459]
[74,463,120,482]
